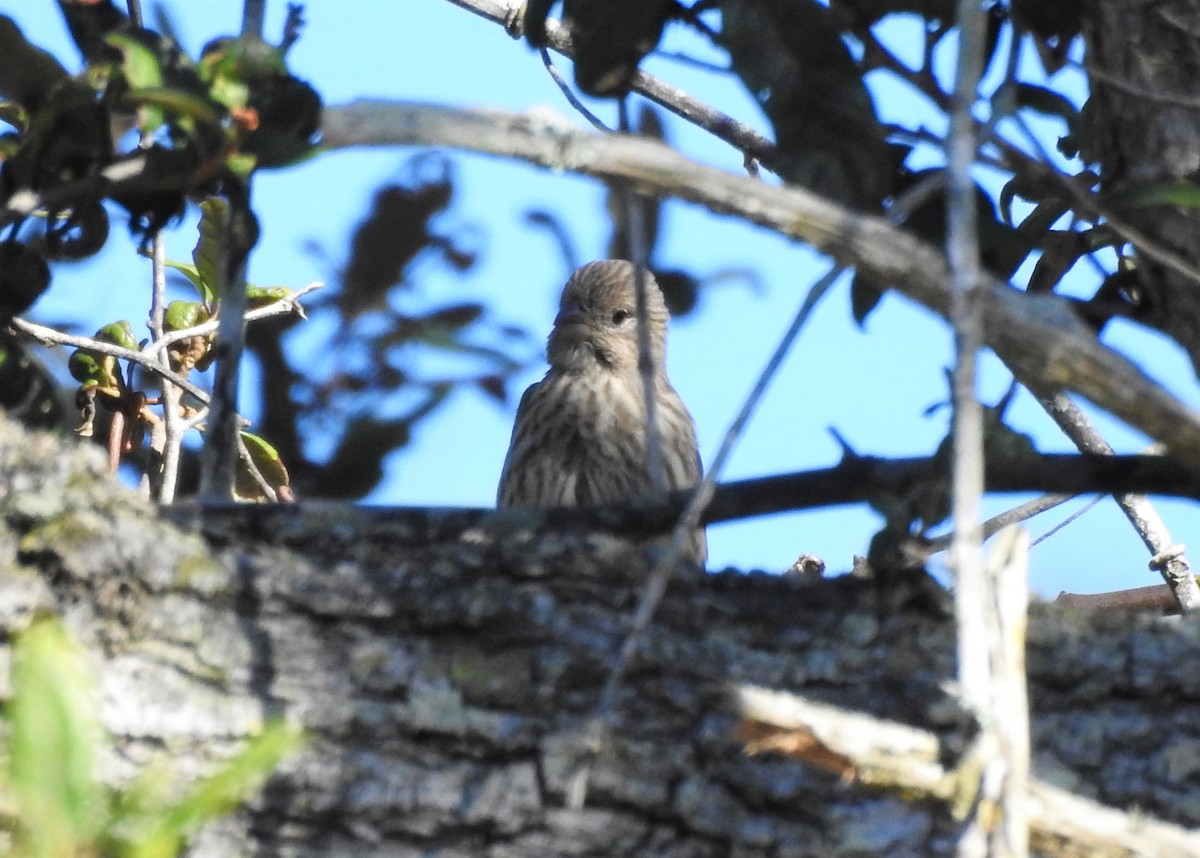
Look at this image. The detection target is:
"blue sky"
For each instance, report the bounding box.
[10,1,1200,596]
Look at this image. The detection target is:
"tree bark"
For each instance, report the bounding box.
[2,414,1200,857]
[1084,0,1200,373]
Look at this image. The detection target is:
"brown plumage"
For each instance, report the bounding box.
[497,260,706,566]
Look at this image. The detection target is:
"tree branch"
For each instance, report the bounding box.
[946,1,1028,851]
[732,684,1200,858]
[190,452,1200,551]
[443,0,780,172]
[1026,387,1200,612]
[319,100,1200,471]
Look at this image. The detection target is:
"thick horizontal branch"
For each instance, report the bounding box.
[319,100,1200,471]
[11,414,1200,854]
[180,452,1197,545]
[703,452,1197,525]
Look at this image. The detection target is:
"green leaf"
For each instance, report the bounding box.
[208,73,250,111]
[235,431,291,501]
[67,350,122,395]
[68,322,135,395]
[245,284,293,309]
[8,618,104,855]
[224,151,257,179]
[0,97,27,130]
[164,300,209,332]
[163,259,209,300]
[105,33,164,90]
[193,197,231,304]
[125,86,223,125]
[105,32,167,131]
[168,720,303,830]
[119,721,303,858]
[108,721,303,858]
[98,319,138,350]
[67,350,100,384]
[1103,180,1200,211]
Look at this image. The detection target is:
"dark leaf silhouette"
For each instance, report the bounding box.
[720,0,891,208]
[525,0,676,97]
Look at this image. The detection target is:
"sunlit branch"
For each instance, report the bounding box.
[318,99,1200,470]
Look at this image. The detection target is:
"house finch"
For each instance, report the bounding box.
[497,259,706,566]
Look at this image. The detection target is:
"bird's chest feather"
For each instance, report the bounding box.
[556,371,646,448]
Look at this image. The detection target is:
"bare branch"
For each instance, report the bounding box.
[1027,388,1200,612]
[9,318,212,405]
[927,493,1078,554]
[539,48,611,132]
[945,0,1028,851]
[441,0,780,171]
[732,684,1200,858]
[572,264,844,806]
[242,0,266,38]
[147,281,321,355]
[318,100,1200,471]
[1056,584,1182,612]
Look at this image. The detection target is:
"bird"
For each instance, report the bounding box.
[497,259,706,567]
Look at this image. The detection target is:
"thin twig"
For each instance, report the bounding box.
[12,280,314,501]
[540,48,611,132]
[147,281,321,355]
[536,60,662,495]
[1026,387,1200,612]
[236,432,276,501]
[1081,60,1200,112]
[1030,495,1103,548]
[859,18,1200,294]
[9,317,212,405]
[926,492,1078,554]
[149,234,181,500]
[618,98,665,495]
[567,264,844,808]
[443,0,780,171]
[971,45,1200,609]
[946,0,1028,853]
[564,96,669,810]
[1056,584,1184,613]
[242,0,266,38]
[1001,114,1200,289]
[653,50,731,75]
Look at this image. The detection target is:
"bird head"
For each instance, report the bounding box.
[546,259,670,373]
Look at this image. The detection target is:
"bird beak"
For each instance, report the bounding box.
[554,308,589,337]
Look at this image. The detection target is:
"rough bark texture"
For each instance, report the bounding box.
[2,414,1200,857]
[1084,0,1200,373]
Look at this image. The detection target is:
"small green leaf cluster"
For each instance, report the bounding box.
[63,198,296,499]
[0,5,321,319]
[3,616,303,858]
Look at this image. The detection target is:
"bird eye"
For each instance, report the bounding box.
[611,308,632,325]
